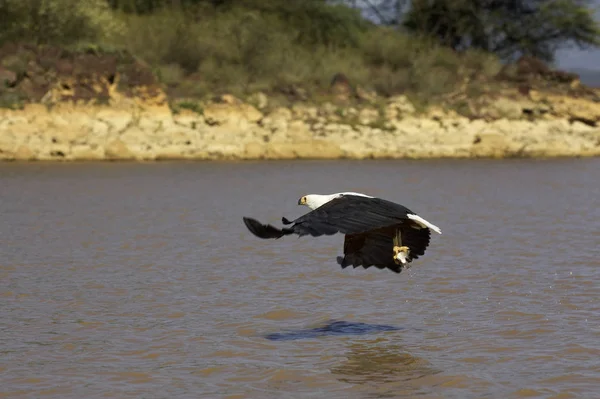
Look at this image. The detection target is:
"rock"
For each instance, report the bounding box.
[172,109,205,129]
[203,103,262,126]
[389,95,416,113]
[216,94,242,105]
[319,102,337,118]
[471,132,508,157]
[323,123,355,136]
[546,95,600,126]
[358,107,379,125]
[480,96,554,120]
[266,140,344,159]
[237,103,264,123]
[291,104,318,120]
[278,85,307,101]
[521,101,551,117]
[386,95,416,119]
[528,90,544,102]
[268,107,293,122]
[570,79,581,89]
[70,145,105,160]
[244,142,266,159]
[485,98,524,119]
[203,143,243,159]
[498,55,579,85]
[105,139,134,160]
[330,73,353,101]
[427,106,449,121]
[287,120,311,141]
[14,145,35,160]
[261,107,293,132]
[516,55,551,78]
[248,92,268,109]
[473,132,506,147]
[0,67,17,87]
[356,86,378,103]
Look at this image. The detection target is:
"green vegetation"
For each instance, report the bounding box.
[403,0,600,62]
[1,0,599,108]
[0,0,121,46]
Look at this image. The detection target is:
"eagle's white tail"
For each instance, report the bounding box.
[407,214,442,234]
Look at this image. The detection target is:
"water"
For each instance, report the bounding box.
[1,159,599,399]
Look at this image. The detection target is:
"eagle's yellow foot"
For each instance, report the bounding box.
[393,246,410,265]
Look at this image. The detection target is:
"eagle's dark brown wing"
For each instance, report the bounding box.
[281,195,414,237]
[337,225,431,273]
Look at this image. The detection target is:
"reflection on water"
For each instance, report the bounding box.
[333,339,497,399]
[264,320,402,341]
[333,341,437,385]
[1,159,599,399]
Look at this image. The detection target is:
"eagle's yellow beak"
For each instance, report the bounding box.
[298,196,306,205]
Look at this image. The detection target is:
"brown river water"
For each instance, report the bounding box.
[1,159,599,399]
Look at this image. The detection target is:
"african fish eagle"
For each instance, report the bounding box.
[242,192,441,273]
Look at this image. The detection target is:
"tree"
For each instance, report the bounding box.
[402,0,600,62]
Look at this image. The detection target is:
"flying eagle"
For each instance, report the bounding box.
[242,192,441,273]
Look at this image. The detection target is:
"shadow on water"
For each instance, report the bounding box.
[264,320,402,341]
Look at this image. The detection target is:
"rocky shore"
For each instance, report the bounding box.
[1,91,599,161]
[1,45,599,161]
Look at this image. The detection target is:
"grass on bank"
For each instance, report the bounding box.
[0,0,504,108]
[115,8,502,103]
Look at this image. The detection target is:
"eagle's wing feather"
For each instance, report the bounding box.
[286,195,413,237]
[338,230,399,271]
[337,226,432,273]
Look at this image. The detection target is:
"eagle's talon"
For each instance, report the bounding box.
[393,245,410,255]
[393,246,410,265]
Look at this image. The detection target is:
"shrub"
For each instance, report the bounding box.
[0,0,123,46]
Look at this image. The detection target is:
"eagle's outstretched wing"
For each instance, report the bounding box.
[280,195,414,237]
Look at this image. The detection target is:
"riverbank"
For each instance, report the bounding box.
[1,43,600,161]
[1,89,600,161]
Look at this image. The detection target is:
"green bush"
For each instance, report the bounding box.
[0,0,123,46]
[256,1,370,48]
[404,0,600,62]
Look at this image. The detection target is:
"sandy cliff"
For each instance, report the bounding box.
[1,92,599,161]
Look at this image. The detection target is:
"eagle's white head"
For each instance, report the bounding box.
[298,192,373,210]
[298,194,338,210]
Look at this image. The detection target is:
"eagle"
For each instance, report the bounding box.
[242,192,442,273]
